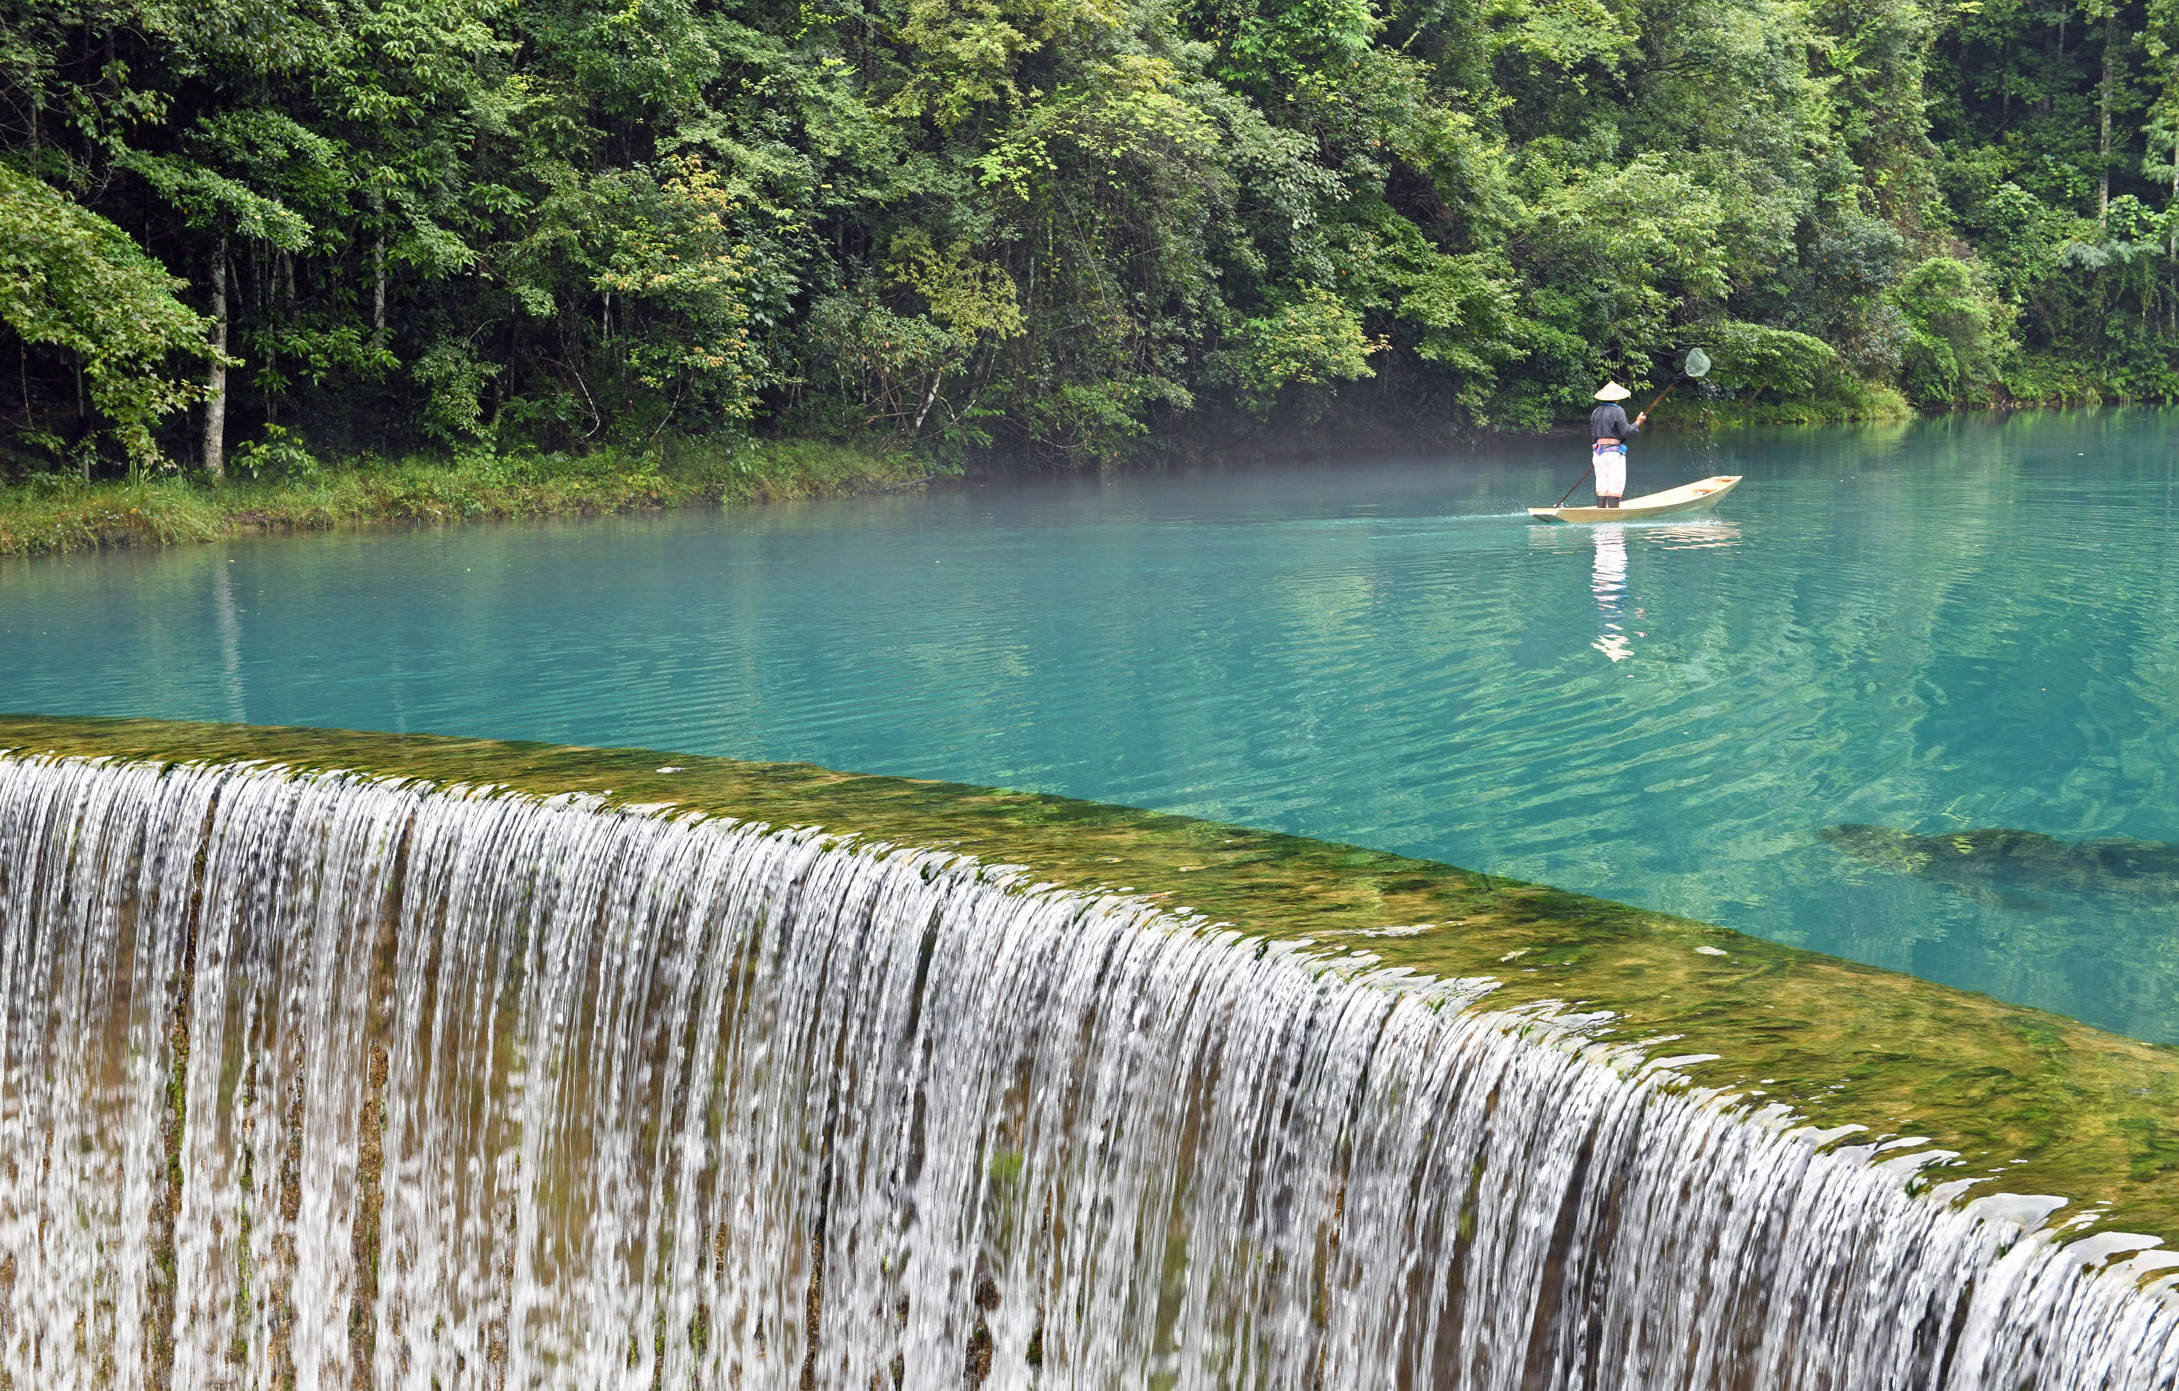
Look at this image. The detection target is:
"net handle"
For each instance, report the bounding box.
[1642,348,1710,416]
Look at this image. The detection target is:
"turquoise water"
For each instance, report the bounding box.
[5,410,2178,1041]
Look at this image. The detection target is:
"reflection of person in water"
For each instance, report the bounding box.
[1591,526,1633,662]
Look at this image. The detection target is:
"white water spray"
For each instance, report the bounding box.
[0,752,2172,1389]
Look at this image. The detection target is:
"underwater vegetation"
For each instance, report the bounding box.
[1820,824,2179,908]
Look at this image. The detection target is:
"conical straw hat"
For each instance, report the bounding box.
[1593,381,1632,402]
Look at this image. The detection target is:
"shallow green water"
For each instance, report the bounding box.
[5,410,2178,1040]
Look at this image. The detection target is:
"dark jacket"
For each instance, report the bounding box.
[1590,402,1639,442]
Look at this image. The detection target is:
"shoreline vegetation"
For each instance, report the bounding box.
[0,437,941,559]
[0,394,2117,560]
[0,399,1908,561]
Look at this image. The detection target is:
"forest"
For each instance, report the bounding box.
[4,0,2179,479]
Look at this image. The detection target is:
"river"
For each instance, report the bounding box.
[5,408,2176,1040]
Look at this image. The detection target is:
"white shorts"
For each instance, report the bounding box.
[1593,444,1627,498]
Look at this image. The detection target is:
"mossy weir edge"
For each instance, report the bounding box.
[4,712,2175,1244]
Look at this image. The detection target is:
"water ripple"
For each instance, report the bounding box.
[5,411,2179,1038]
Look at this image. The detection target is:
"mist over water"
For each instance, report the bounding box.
[5,410,2179,1039]
[3,753,2174,1389]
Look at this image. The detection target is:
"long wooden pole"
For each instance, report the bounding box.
[1641,378,1685,417]
[1553,463,1597,509]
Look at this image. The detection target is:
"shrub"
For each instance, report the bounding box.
[1703,321,1854,403]
[1891,256,2012,405]
[229,425,322,484]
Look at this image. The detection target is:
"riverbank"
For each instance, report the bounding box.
[0,396,2145,561]
[0,438,940,560]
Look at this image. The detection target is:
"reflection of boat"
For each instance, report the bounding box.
[1645,520,1741,548]
[1524,518,1742,552]
[1530,475,1742,524]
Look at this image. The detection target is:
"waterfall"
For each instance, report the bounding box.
[0,752,2173,1391]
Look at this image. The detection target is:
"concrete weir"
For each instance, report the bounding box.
[0,715,2175,1389]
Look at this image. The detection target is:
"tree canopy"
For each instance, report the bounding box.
[3,0,2177,473]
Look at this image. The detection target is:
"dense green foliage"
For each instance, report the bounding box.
[3,0,2178,475]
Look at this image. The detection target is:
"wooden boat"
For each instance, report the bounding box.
[1529,475,1742,524]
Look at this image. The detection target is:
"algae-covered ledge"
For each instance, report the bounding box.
[4,712,2176,1242]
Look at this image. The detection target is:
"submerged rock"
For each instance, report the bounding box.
[1820,823,2179,903]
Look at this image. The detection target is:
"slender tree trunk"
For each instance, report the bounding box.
[205,236,229,483]
[75,363,88,481]
[2049,13,2065,117]
[371,188,387,336]
[912,371,942,433]
[2097,19,2114,220]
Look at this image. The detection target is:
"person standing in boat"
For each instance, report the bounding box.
[1588,382,1647,508]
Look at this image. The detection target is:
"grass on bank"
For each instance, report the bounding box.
[1683,383,1915,428]
[0,438,942,560]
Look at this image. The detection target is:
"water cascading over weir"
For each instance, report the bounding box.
[0,719,2175,1390]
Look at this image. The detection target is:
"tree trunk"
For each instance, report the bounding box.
[2097,20,2114,220]
[204,237,229,483]
[912,371,943,433]
[370,186,389,336]
[2049,13,2065,116]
